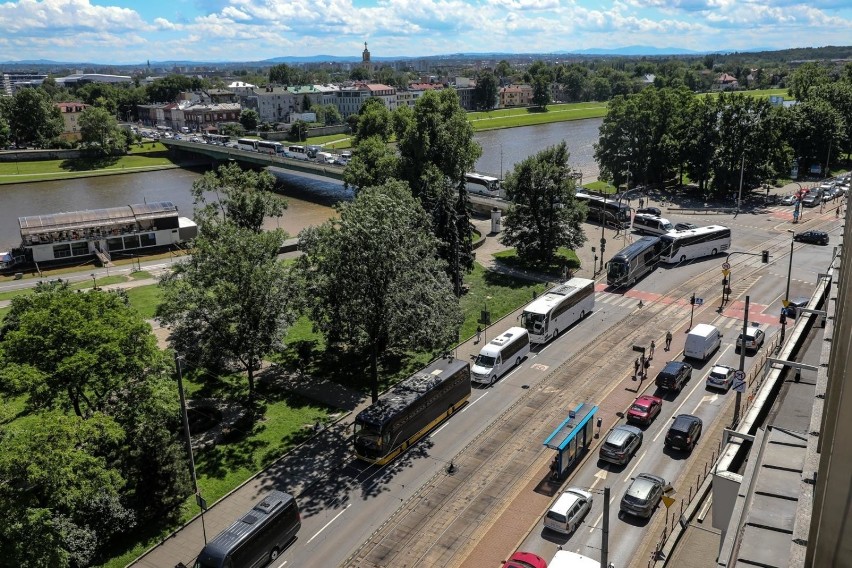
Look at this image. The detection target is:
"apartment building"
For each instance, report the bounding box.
[499,84,533,108]
[56,101,91,141]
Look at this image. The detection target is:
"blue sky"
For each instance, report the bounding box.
[1,0,851,64]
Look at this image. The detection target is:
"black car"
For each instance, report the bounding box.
[655,361,693,392]
[636,206,662,217]
[793,230,829,246]
[783,296,810,320]
[674,222,697,232]
[665,414,703,451]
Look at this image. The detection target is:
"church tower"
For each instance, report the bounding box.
[362,42,371,70]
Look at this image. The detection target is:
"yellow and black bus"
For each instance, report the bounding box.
[354,356,471,465]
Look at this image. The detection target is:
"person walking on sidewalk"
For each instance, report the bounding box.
[649,340,656,360]
[665,330,672,351]
[634,357,640,380]
[475,326,482,344]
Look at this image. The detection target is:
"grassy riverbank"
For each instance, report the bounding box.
[0,143,184,185]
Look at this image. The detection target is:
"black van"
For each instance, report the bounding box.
[194,490,300,568]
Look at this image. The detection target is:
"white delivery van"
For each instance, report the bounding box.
[684,323,722,361]
[633,213,675,235]
[471,326,530,385]
[315,151,334,164]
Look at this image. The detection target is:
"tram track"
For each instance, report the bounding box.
[342,216,839,568]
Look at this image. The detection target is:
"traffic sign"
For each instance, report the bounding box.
[662,495,676,509]
[733,369,745,381]
[722,262,730,270]
[733,370,747,393]
[694,297,704,306]
[722,269,730,277]
[782,299,790,307]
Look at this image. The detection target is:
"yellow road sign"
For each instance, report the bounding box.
[662,495,676,509]
[782,299,790,307]
[722,269,730,277]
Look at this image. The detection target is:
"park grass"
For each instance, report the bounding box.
[0,273,158,302]
[124,284,163,320]
[492,248,582,280]
[583,181,619,193]
[0,143,183,184]
[469,103,608,131]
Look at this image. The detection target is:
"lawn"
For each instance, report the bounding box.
[469,102,608,131]
[0,144,185,184]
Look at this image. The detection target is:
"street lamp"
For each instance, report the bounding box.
[780,231,795,345]
[175,354,208,544]
[482,295,492,343]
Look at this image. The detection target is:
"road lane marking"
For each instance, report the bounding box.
[625,451,645,480]
[306,504,351,544]
[589,512,603,533]
[460,391,489,413]
[588,468,608,491]
[653,345,733,443]
[692,394,718,414]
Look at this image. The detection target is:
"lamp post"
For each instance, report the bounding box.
[175,354,207,544]
[780,232,795,344]
[737,154,745,214]
[90,273,96,290]
[482,295,492,343]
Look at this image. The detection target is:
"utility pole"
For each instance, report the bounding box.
[737,154,745,213]
[733,296,749,426]
[781,237,794,344]
[601,486,610,568]
[175,354,207,544]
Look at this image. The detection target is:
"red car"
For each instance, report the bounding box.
[626,395,663,425]
[505,551,548,568]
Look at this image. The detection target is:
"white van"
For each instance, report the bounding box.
[633,213,675,235]
[684,323,722,361]
[471,326,530,385]
[315,151,335,164]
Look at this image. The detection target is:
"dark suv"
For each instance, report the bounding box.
[665,414,703,451]
[655,361,692,392]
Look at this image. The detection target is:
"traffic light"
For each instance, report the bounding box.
[761,250,769,263]
[690,294,695,305]
[780,311,787,325]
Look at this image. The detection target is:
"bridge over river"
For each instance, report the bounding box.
[162,138,510,215]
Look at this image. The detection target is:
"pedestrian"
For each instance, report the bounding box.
[634,357,640,379]
[665,330,672,351]
[837,206,841,218]
[649,340,656,360]
[475,326,482,345]
[639,198,644,209]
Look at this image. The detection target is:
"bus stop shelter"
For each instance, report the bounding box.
[543,403,599,479]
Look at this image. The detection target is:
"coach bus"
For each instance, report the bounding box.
[575,192,631,228]
[465,172,502,198]
[659,225,731,264]
[193,490,300,568]
[521,277,595,344]
[256,140,283,155]
[353,356,471,465]
[204,134,230,145]
[606,236,662,287]
[236,138,258,152]
[284,145,311,160]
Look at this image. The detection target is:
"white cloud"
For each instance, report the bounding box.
[0,0,149,34]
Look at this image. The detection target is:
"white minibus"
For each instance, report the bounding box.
[632,213,675,235]
[471,327,530,385]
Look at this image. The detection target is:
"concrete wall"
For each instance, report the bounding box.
[0,149,87,162]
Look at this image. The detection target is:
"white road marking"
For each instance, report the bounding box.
[625,451,645,480]
[431,421,451,437]
[306,504,351,544]
[589,512,603,533]
[460,391,488,413]
[588,468,608,491]
[692,394,718,415]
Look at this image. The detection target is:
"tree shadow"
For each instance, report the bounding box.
[59,154,121,171]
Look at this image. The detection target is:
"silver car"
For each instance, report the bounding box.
[620,473,666,518]
[599,425,643,465]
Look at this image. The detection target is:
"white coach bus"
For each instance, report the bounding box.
[659,225,731,264]
[521,277,595,344]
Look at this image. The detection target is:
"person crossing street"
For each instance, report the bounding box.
[665,330,672,351]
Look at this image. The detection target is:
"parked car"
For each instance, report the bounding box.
[783,296,810,320]
[665,414,703,452]
[655,361,693,392]
[802,193,821,207]
[736,325,765,352]
[636,206,662,217]
[620,473,667,518]
[599,425,643,465]
[505,551,548,568]
[706,364,735,391]
[674,222,697,232]
[544,487,593,534]
[626,395,663,425]
[794,230,829,245]
[780,195,797,205]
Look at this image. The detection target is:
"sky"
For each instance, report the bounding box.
[0,0,851,64]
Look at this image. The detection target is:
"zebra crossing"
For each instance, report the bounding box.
[595,289,779,326]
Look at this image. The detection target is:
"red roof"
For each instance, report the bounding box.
[55,102,90,112]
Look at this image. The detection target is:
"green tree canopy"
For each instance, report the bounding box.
[532,72,551,109]
[343,135,400,191]
[239,108,260,131]
[355,97,393,143]
[10,88,63,148]
[79,106,127,154]
[473,70,498,110]
[0,282,163,418]
[191,162,285,233]
[501,142,588,266]
[788,62,831,102]
[296,180,462,402]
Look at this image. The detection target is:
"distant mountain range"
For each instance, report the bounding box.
[0,45,837,67]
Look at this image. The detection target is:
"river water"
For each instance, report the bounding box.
[0,118,603,248]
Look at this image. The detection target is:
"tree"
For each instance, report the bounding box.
[191,161,284,233]
[158,164,293,396]
[79,106,127,154]
[532,72,551,109]
[342,135,400,191]
[145,74,200,103]
[289,120,308,142]
[788,62,830,102]
[354,97,393,143]
[0,114,9,149]
[788,99,843,175]
[396,89,482,296]
[683,95,719,192]
[1,282,163,419]
[10,88,63,148]
[269,63,302,85]
[0,410,131,567]
[473,70,498,110]
[501,142,588,266]
[349,66,371,81]
[239,108,260,131]
[496,60,513,80]
[296,180,462,402]
[810,82,852,158]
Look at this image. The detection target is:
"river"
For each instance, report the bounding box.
[0,118,603,248]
